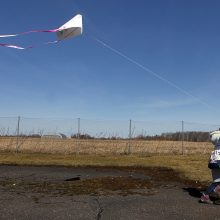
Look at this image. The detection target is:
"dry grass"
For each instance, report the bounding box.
[0,137,213,155]
[0,152,212,183]
[0,137,213,183]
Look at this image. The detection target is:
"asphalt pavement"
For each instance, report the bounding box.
[0,165,220,220]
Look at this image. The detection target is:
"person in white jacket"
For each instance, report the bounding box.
[200,130,220,204]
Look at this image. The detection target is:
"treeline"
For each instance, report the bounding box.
[135,131,210,142]
[0,131,210,142]
[71,131,210,142]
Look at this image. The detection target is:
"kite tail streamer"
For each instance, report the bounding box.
[0,40,60,50]
[0,43,25,49]
[0,28,61,49]
[27,40,60,49]
[0,28,59,38]
[0,14,82,49]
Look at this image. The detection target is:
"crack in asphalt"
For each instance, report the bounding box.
[94,197,104,220]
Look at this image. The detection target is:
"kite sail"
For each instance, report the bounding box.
[56,14,82,40]
[0,14,83,49]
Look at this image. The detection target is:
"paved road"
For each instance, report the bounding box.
[0,165,220,220]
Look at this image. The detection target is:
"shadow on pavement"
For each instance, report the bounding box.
[183,187,203,198]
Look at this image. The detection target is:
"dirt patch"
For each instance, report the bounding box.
[0,166,208,196]
[0,177,156,196]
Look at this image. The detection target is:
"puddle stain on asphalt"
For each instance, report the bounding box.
[0,167,208,196]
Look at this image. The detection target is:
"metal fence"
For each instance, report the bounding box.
[0,116,219,154]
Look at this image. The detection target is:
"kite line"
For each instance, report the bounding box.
[93,37,216,111]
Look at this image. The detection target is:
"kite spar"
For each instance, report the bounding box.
[0,14,83,49]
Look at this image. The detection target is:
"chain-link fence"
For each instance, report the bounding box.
[0,116,219,154]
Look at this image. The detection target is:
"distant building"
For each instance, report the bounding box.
[41,133,67,139]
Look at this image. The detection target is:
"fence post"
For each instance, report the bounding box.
[77,118,80,154]
[16,116,21,153]
[128,119,132,154]
[181,120,184,155]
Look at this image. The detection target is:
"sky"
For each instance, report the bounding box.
[1,0,220,125]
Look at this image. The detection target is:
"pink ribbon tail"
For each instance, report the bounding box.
[0,40,60,50]
[0,28,60,38]
[0,43,25,49]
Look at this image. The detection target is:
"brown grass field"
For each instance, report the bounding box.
[0,137,213,155]
[0,137,214,183]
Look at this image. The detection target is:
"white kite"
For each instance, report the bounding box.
[0,14,83,49]
[56,14,82,40]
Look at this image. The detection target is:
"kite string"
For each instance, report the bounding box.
[93,37,216,111]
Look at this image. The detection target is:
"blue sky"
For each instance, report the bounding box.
[0,0,220,124]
